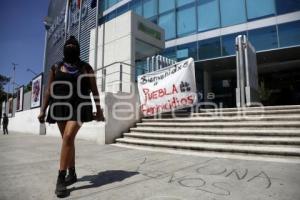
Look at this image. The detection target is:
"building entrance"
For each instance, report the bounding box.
[195,46,300,108]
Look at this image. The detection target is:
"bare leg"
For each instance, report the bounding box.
[57,121,76,168]
[57,122,67,138]
[59,121,81,171]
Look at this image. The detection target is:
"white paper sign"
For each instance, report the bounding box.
[138,58,197,116]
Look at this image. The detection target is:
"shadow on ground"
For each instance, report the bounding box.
[69,170,139,192]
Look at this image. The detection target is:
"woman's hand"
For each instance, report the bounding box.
[38,112,46,123]
[93,109,105,122]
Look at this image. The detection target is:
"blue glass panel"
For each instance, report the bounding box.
[158,12,176,40]
[276,0,300,15]
[107,0,118,9]
[220,0,247,27]
[130,0,143,16]
[197,0,220,32]
[177,5,196,36]
[198,37,221,59]
[177,0,195,8]
[159,0,175,14]
[176,42,198,61]
[222,32,247,56]
[248,26,278,51]
[161,47,177,61]
[246,0,275,20]
[278,20,300,47]
[143,0,158,18]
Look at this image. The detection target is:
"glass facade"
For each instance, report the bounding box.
[278,20,300,47]
[276,0,300,15]
[198,37,221,60]
[99,0,300,61]
[248,26,278,51]
[197,0,220,32]
[220,0,247,27]
[246,0,276,20]
[158,11,176,40]
[177,4,196,37]
[222,32,247,56]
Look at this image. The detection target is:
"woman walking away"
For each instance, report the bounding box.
[37,36,105,198]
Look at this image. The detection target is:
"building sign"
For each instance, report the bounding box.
[48,1,89,46]
[138,22,161,40]
[16,86,24,112]
[138,58,198,116]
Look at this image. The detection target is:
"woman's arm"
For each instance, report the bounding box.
[38,65,55,123]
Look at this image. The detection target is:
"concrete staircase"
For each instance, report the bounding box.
[115,105,300,159]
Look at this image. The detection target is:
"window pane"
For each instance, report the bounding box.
[176,42,198,61]
[278,20,300,47]
[143,0,158,18]
[177,0,195,8]
[248,26,278,51]
[158,12,176,40]
[198,37,221,59]
[247,0,275,20]
[177,5,196,36]
[161,47,177,61]
[220,0,247,27]
[159,0,175,14]
[276,0,300,15]
[198,0,220,32]
[222,32,247,56]
[130,0,143,16]
[107,0,118,8]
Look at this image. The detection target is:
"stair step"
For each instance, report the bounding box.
[199,105,300,112]
[142,115,300,122]
[116,138,300,156]
[192,109,300,116]
[130,127,300,136]
[123,133,300,145]
[136,121,300,128]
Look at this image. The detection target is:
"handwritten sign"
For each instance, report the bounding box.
[137,58,197,116]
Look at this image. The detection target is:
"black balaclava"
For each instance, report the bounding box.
[63,36,80,64]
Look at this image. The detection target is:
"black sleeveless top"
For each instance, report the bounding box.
[46,61,94,124]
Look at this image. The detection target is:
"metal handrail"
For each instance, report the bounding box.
[94,61,148,92]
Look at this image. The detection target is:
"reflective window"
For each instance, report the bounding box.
[143,0,158,18]
[130,0,143,16]
[220,0,247,27]
[198,37,221,59]
[161,47,177,61]
[197,0,220,32]
[176,42,198,61]
[276,0,300,15]
[177,0,195,8]
[158,12,176,40]
[248,26,278,51]
[177,4,196,36]
[159,0,175,14]
[278,20,300,47]
[246,0,275,20]
[106,0,119,9]
[222,32,247,56]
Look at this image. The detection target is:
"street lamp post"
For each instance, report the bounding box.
[11,63,18,98]
[26,68,38,76]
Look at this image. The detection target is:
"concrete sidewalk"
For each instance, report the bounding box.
[0,132,300,200]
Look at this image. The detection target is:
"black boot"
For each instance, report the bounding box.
[65,167,77,186]
[55,170,69,198]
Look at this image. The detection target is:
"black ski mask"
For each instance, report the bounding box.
[63,36,80,64]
